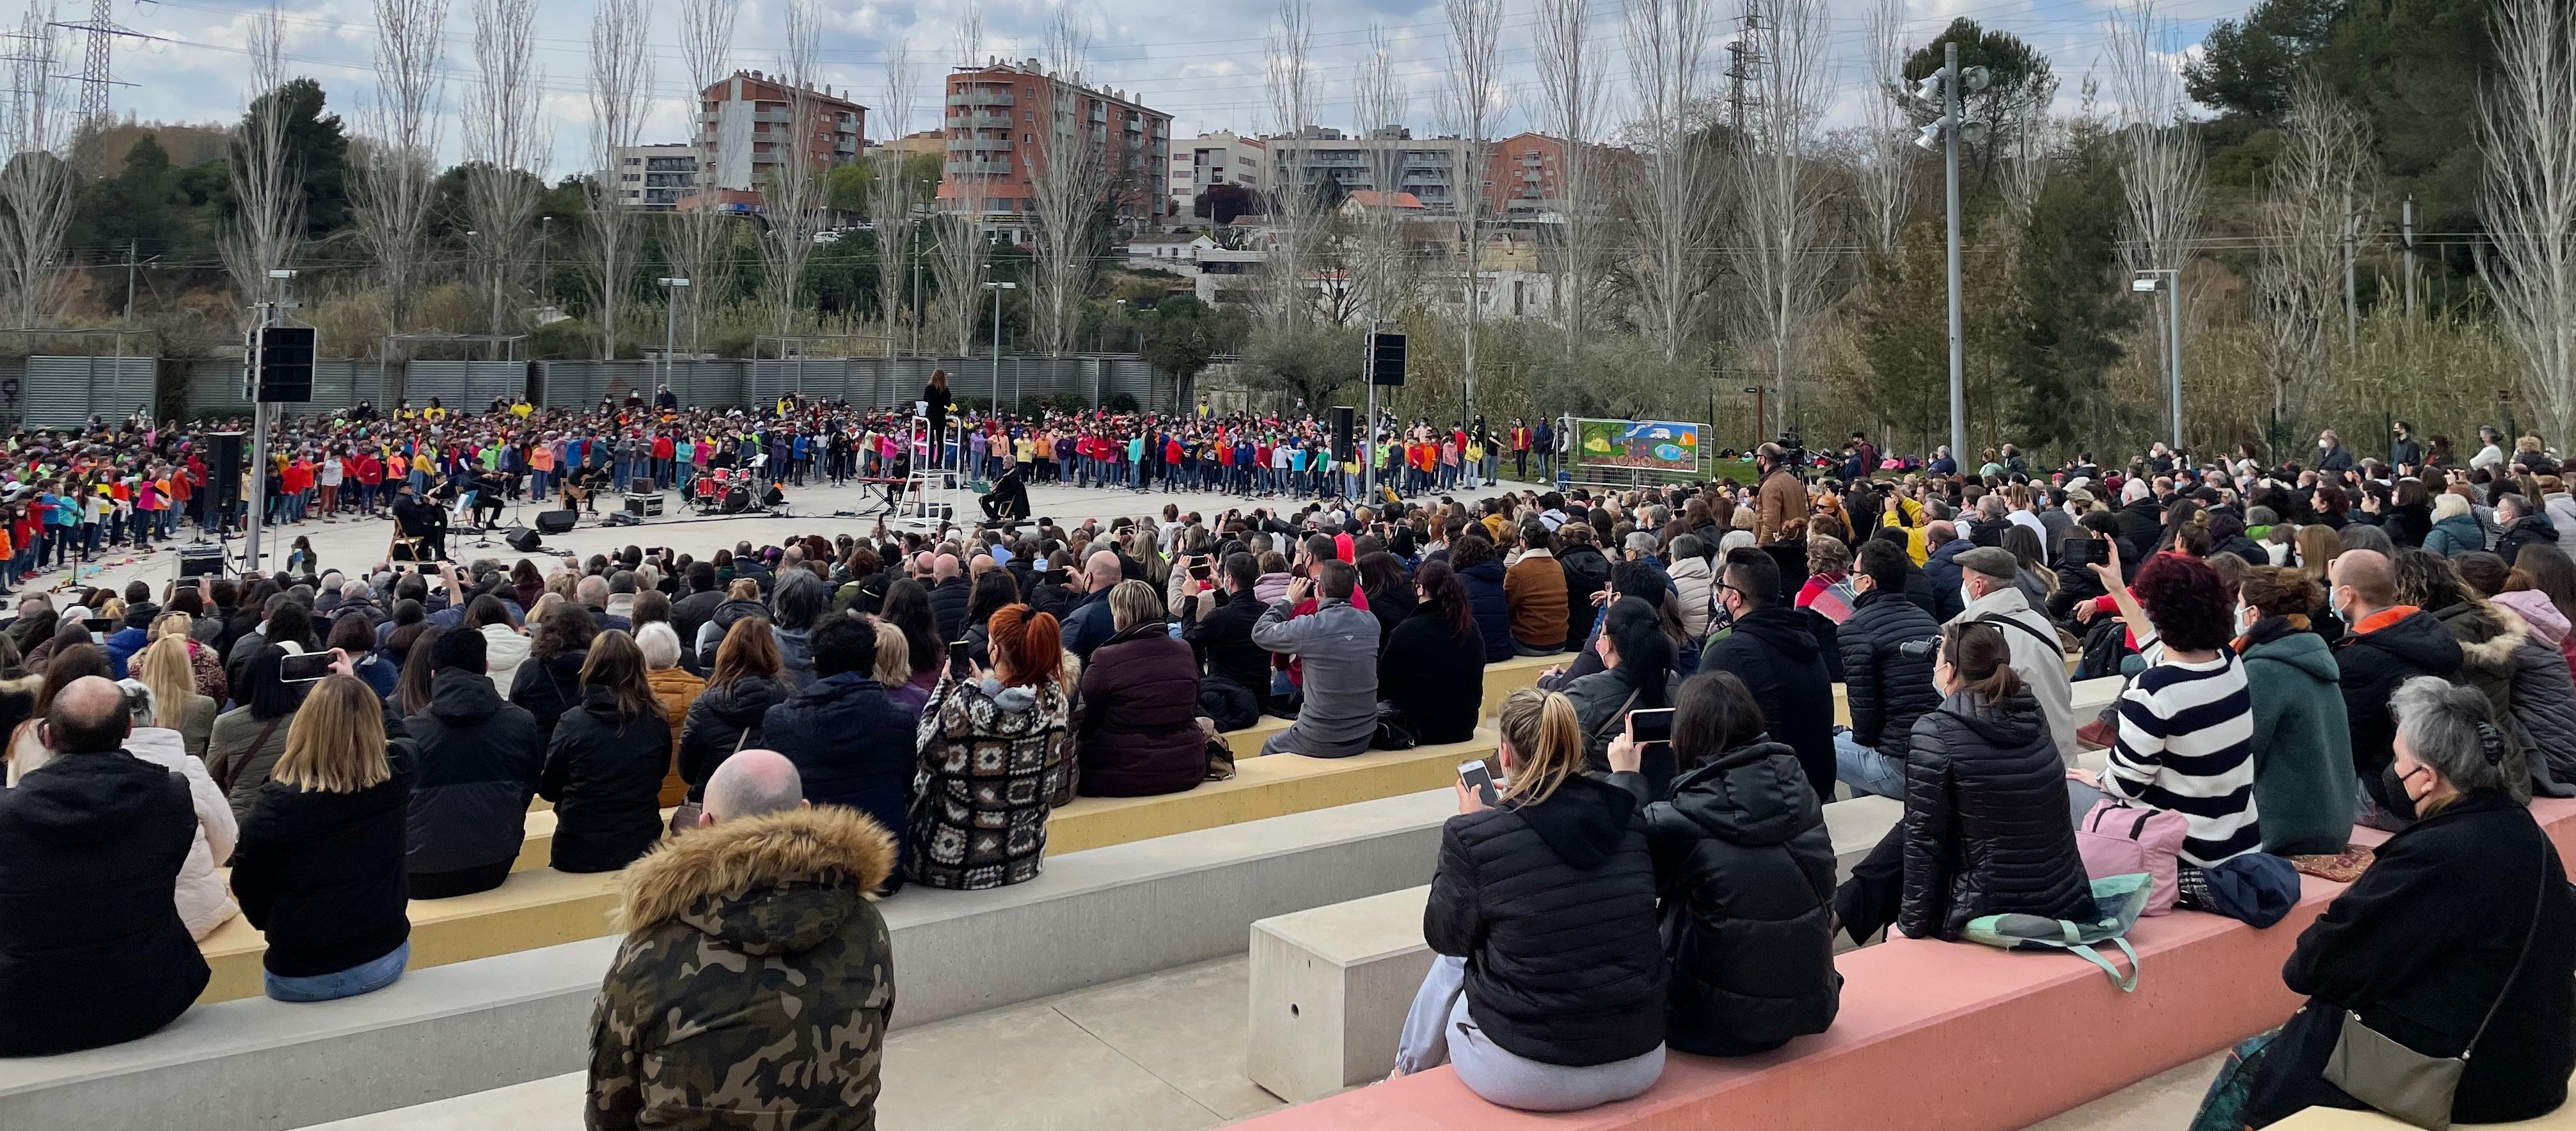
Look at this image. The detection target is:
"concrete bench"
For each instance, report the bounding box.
[191,734,1498,1004]
[4,788,1465,1131]
[1234,797,2576,1130]
[2273,1086,2576,1129]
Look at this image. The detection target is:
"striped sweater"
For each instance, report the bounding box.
[2107,645,2262,866]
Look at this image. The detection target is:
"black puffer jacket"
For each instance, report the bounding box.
[1456,557,1515,663]
[1700,606,1837,796]
[1899,690,2097,940]
[507,649,589,748]
[676,675,785,802]
[1425,774,1666,1066]
[926,576,974,643]
[1837,589,1943,762]
[759,670,917,847]
[539,686,673,874]
[402,668,542,880]
[1558,544,1613,652]
[1612,739,1840,1057]
[2337,610,2465,812]
[232,745,418,977]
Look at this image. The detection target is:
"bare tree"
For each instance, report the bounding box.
[585,0,652,360]
[2256,77,2371,425]
[757,0,825,338]
[1533,0,1604,350]
[672,0,736,351]
[351,0,447,335]
[0,4,76,333]
[462,0,548,338]
[1735,0,1833,430]
[1621,0,1720,363]
[2479,0,2576,442]
[1442,0,1506,421]
[1261,0,1320,329]
[2109,0,2204,399]
[1856,0,1915,257]
[1026,9,1107,356]
[219,4,301,322]
[931,0,991,356]
[1348,25,1412,331]
[870,42,919,349]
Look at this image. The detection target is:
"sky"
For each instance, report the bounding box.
[86,0,2242,175]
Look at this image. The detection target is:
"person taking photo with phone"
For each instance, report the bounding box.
[1391,687,1667,1111]
[1604,670,1838,1056]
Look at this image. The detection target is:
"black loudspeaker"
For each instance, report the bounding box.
[206,432,246,509]
[625,494,663,518]
[253,326,317,403]
[630,477,655,494]
[533,509,579,535]
[1331,406,1355,460]
[1370,332,1407,386]
[505,528,543,552]
[177,546,226,578]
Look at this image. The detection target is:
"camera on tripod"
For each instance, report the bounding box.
[1778,429,1807,478]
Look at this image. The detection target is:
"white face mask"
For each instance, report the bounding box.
[2236,603,2256,636]
[1959,581,1978,610]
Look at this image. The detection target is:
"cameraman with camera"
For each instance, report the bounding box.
[1834,539,1944,800]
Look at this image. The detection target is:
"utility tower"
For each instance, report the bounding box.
[1725,8,1763,134]
[52,0,151,126]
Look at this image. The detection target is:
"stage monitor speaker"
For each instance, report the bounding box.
[1370,331,1408,386]
[1331,406,1355,461]
[206,432,246,509]
[176,546,226,578]
[533,509,579,535]
[505,528,543,552]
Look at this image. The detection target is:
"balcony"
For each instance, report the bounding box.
[947,138,1013,152]
[951,111,1011,129]
[947,90,1014,107]
[945,160,1013,175]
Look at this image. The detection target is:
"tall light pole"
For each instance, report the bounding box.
[657,278,690,402]
[984,280,1016,407]
[2134,269,2183,449]
[1914,44,1987,470]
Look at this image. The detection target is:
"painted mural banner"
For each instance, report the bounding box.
[1574,418,1703,474]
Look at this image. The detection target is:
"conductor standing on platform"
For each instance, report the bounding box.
[922,370,953,471]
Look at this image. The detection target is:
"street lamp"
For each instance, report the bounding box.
[2133,269,2183,450]
[1912,44,1989,470]
[985,281,1016,407]
[1113,297,1128,354]
[658,278,690,403]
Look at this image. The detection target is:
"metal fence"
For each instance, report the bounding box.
[19,356,155,428]
[159,353,1184,418]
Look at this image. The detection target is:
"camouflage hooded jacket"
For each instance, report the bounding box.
[587,805,897,1130]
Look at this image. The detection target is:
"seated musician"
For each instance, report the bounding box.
[392,481,449,562]
[561,464,598,514]
[981,460,1029,522]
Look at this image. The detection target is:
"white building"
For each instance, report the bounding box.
[1126,232,1219,271]
[1168,131,1264,217]
[610,143,700,210]
[1260,127,1474,216]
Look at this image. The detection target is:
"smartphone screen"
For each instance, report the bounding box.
[2063,539,2099,566]
[1189,558,1212,580]
[81,617,111,635]
[948,639,971,672]
[1458,759,1503,807]
[278,651,335,683]
[1628,708,1677,745]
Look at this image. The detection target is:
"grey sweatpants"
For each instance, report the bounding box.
[1393,954,1666,1112]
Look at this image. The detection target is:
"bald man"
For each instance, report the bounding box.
[700,750,809,826]
[2329,548,2466,825]
[926,552,972,642]
[1061,550,1126,660]
[0,674,210,1054]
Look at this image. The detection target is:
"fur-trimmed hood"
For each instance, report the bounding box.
[2443,600,2533,671]
[614,805,896,954]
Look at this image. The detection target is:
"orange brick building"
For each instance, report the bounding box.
[699,69,866,195]
[938,59,1174,230]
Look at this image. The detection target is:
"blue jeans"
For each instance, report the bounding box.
[1834,732,1906,800]
[265,940,409,1002]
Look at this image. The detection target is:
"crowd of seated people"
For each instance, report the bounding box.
[3,447,2576,1131]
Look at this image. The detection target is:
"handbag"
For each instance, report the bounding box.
[1370,700,1419,751]
[2077,798,2188,915]
[2325,838,2553,1131]
[1962,873,2154,992]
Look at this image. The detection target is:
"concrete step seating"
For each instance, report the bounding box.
[2273,1085,2576,1129]
[1230,798,2576,1131]
[0,789,1464,1131]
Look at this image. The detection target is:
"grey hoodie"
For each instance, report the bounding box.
[1252,597,1379,758]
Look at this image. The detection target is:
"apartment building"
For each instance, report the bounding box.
[1260,127,1476,215]
[938,58,1175,232]
[700,69,867,194]
[1168,131,1264,215]
[610,143,700,210]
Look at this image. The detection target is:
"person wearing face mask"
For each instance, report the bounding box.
[1698,548,1835,795]
[2229,677,2574,1130]
[2316,429,2355,474]
[1920,520,1976,621]
[1952,546,2080,763]
[1832,539,1944,800]
[2328,549,2466,827]
[2233,566,2359,856]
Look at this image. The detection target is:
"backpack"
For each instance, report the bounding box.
[1963,873,2154,992]
[2077,799,2188,915]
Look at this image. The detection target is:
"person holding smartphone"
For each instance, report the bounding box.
[1603,671,1838,1057]
[1391,687,1666,1111]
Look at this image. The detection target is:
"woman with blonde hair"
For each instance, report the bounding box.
[905,603,1073,890]
[1071,580,1202,798]
[1391,687,1666,1111]
[228,671,415,1002]
[537,630,670,873]
[148,610,226,702]
[136,635,218,758]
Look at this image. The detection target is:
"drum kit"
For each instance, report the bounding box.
[691,468,766,516]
